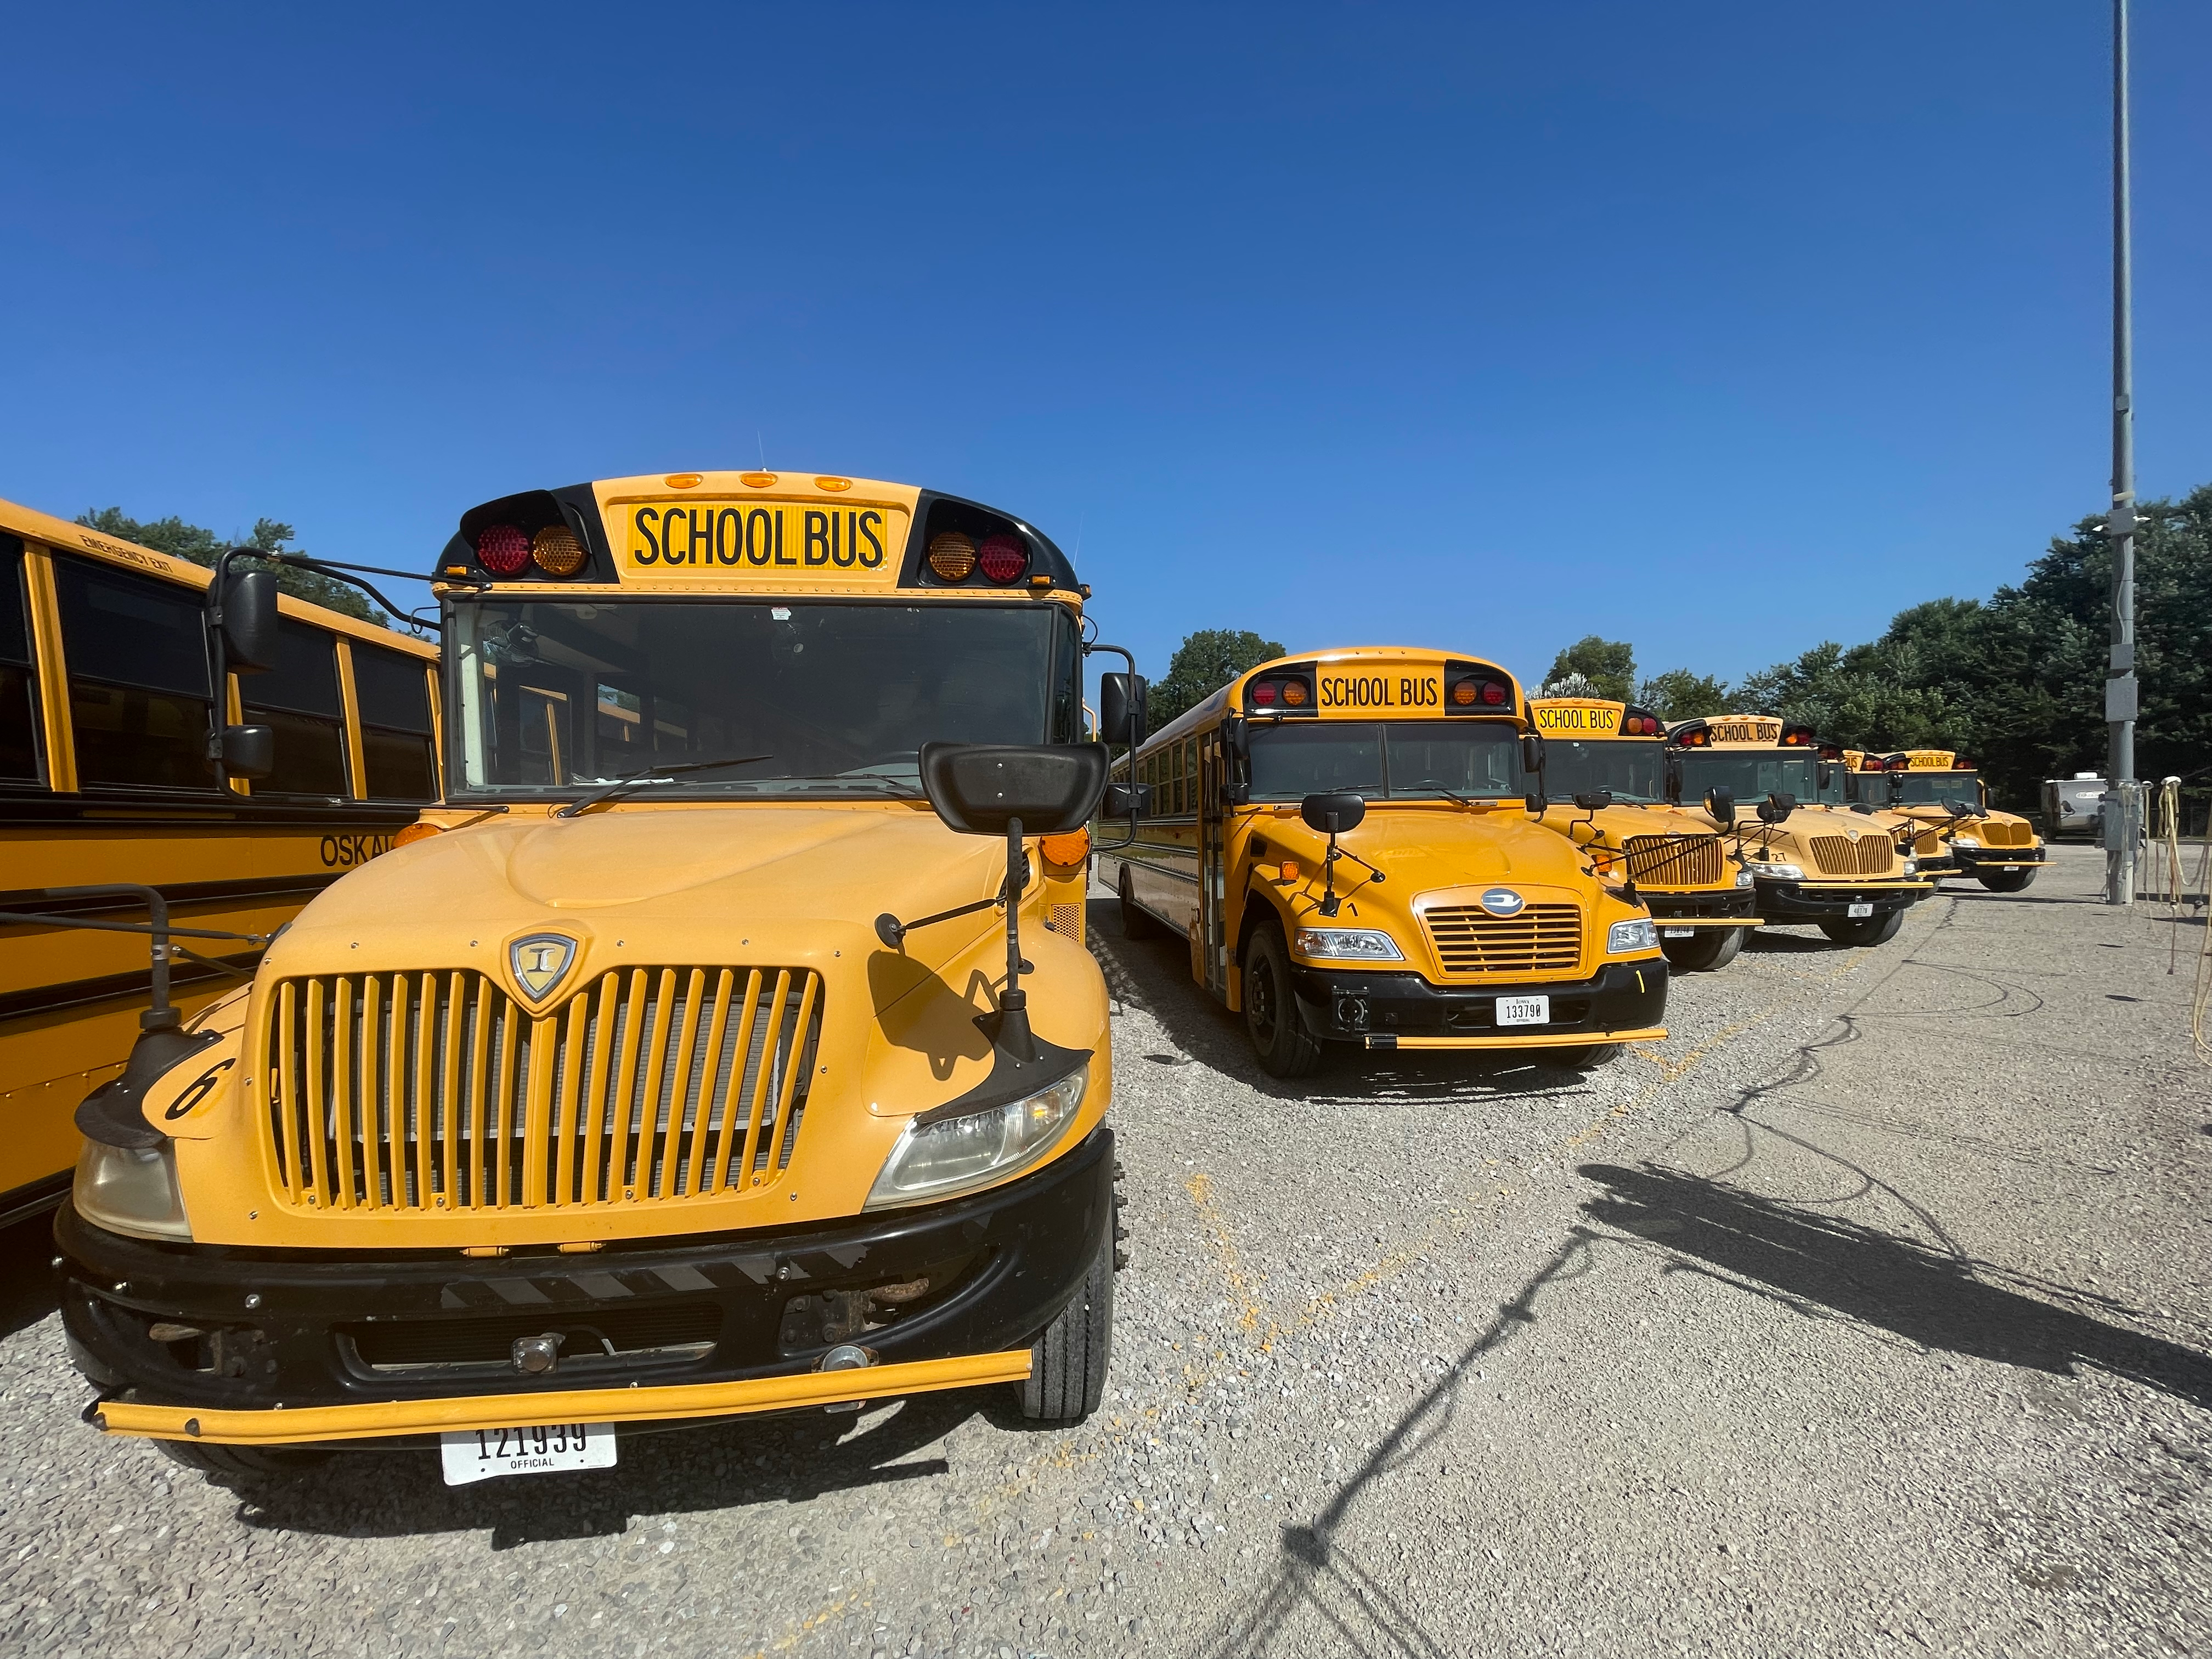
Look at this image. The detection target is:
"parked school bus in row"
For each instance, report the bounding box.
[1109,647,1667,1077]
[1840,750,2046,893]
[53,471,1143,1482]
[1666,714,1931,948]
[0,496,439,1229]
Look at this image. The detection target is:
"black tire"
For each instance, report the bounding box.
[1534,1042,1622,1071]
[1660,927,1746,973]
[1977,868,2038,894]
[1020,1217,1113,1423]
[1118,865,1164,939]
[1242,922,1327,1078]
[1818,910,1905,947]
[157,1440,332,1480]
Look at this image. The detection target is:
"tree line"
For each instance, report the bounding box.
[1143,483,2210,810]
[77,507,388,624]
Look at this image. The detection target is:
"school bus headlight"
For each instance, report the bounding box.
[1742,861,1805,880]
[1734,869,1756,887]
[531,523,589,577]
[928,532,978,582]
[1951,836,1979,849]
[74,1142,193,1242]
[1295,928,1403,961]
[1607,919,1658,955]
[865,1064,1088,1209]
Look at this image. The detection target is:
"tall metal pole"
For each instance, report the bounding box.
[2104,0,2140,905]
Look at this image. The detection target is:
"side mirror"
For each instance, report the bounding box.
[1520,732,1544,774]
[1757,791,1796,825]
[1102,781,1153,820]
[219,723,275,781]
[919,743,1108,836]
[1098,674,1148,749]
[1300,791,1365,835]
[219,569,281,675]
[1573,789,1612,811]
[1704,786,1736,826]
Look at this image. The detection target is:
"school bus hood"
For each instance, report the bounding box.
[1260,806,1599,888]
[266,805,1018,1001]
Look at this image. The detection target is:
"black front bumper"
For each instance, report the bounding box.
[56,1126,1113,1431]
[1754,880,1923,922]
[1641,887,1757,923]
[1288,959,1667,1041]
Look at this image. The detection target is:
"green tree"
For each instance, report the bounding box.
[1542,636,1636,704]
[77,507,388,624]
[1633,668,1730,720]
[1147,628,1286,730]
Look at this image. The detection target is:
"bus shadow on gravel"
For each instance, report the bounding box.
[218,1390,985,1551]
[1086,899,1611,1108]
[0,1214,60,1340]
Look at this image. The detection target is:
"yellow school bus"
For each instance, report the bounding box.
[1111,647,1667,1077]
[56,470,1132,1479]
[1,496,439,1228]
[1667,714,1931,947]
[1842,750,2045,892]
[1530,698,1759,973]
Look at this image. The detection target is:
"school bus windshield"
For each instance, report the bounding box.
[1247,720,1522,801]
[1889,773,1980,807]
[1542,738,1664,804]
[453,598,1079,797]
[1675,751,1820,803]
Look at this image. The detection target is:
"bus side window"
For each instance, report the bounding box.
[243,619,349,797]
[1184,741,1197,814]
[0,537,41,783]
[53,554,216,791]
[352,642,438,800]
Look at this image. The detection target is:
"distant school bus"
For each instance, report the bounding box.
[1842,750,2046,892]
[1,496,439,1228]
[1530,698,1759,972]
[1666,714,1931,947]
[55,470,1137,1480]
[1111,647,1666,1077]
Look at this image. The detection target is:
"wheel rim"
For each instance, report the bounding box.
[1248,953,1278,1047]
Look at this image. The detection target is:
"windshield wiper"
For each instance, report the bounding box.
[554,753,775,819]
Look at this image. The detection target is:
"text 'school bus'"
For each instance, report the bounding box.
[1841,751,2045,893]
[0,498,439,1229]
[1666,715,1931,947]
[1109,647,1667,1079]
[1530,698,1760,974]
[55,471,1141,1483]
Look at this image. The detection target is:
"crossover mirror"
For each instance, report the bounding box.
[1573,790,1613,812]
[919,743,1108,837]
[1757,791,1797,825]
[1300,791,1365,835]
[1704,786,1736,826]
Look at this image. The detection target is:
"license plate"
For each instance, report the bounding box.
[1847,902,1874,918]
[1497,995,1550,1027]
[1661,928,1694,938]
[2001,865,2019,872]
[440,1422,617,1486]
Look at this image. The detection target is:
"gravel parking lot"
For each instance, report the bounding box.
[3,843,2208,1658]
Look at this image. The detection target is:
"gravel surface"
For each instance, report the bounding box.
[3,843,2207,1657]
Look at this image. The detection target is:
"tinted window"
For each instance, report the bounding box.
[70,682,210,789]
[244,620,342,717]
[364,728,438,800]
[0,538,40,782]
[54,557,210,698]
[253,707,350,797]
[353,643,432,732]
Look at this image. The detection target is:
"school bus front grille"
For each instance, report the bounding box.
[1622,835,1723,887]
[1980,820,2032,848]
[1421,905,1582,977]
[263,967,822,1212]
[1807,836,1895,876]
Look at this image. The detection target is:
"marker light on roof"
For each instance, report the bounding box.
[1250,681,1278,707]
[1451,679,1480,707]
[1280,679,1310,707]
[1481,681,1507,706]
[476,523,531,574]
[927,532,977,582]
[977,534,1029,584]
[531,524,588,577]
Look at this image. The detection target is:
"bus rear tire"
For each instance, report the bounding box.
[1660,927,1745,972]
[1242,923,1327,1079]
[1818,911,1904,947]
[157,1441,332,1481]
[1019,1215,1113,1424]
[1977,868,2038,894]
[1118,866,1165,939]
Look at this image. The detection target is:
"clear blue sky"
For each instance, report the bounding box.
[4,3,2207,695]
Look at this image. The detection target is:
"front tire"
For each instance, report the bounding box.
[1660,927,1746,972]
[1818,911,1905,947]
[1020,1216,1113,1423]
[158,1441,332,1481]
[1977,868,2038,893]
[1242,922,1327,1078]
[1535,1042,1622,1071]
[1118,865,1165,939]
